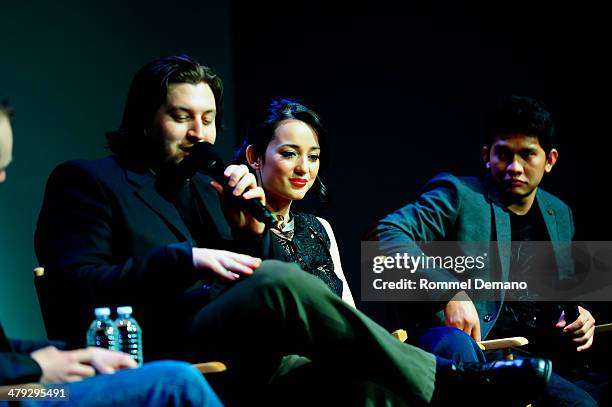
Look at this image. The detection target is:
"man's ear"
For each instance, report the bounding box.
[481,145,490,168]
[245,145,261,170]
[544,148,559,173]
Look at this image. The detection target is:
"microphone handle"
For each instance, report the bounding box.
[206,160,277,228]
[562,303,580,323]
[243,198,277,228]
[185,142,277,228]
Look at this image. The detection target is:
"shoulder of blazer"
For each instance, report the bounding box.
[52,156,126,183]
[51,156,163,194]
[537,188,571,213]
[425,172,489,204]
[427,172,484,191]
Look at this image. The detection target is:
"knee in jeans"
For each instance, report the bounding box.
[145,361,204,386]
[427,326,472,345]
[419,327,478,361]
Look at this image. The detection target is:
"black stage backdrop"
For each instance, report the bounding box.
[1,0,610,340]
[230,1,612,326]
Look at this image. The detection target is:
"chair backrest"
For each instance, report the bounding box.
[33,267,91,349]
[595,323,612,333]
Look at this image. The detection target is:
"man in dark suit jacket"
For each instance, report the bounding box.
[34,57,556,406]
[0,100,222,406]
[368,96,598,406]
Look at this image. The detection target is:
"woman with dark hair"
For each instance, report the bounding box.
[236,98,355,306]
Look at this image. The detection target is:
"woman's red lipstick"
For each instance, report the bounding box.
[289,178,308,187]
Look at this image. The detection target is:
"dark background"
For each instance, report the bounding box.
[231,1,611,324]
[0,0,237,339]
[1,1,609,339]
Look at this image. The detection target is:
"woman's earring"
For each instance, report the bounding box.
[485,162,491,168]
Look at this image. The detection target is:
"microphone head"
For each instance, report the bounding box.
[181,141,277,227]
[181,141,225,178]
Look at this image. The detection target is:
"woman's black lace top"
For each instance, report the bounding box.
[270,212,343,297]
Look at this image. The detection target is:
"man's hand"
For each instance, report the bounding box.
[30,346,137,384]
[86,347,138,374]
[555,305,595,352]
[193,248,261,281]
[210,164,266,235]
[444,290,482,342]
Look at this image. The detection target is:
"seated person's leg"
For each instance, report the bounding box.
[569,369,612,406]
[417,326,486,363]
[536,372,598,407]
[187,260,551,406]
[187,260,437,405]
[23,361,222,407]
[268,360,410,407]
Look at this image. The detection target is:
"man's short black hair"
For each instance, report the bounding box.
[484,95,556,153]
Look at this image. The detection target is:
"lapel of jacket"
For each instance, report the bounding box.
[535,189,574,280]
[190,174,233,240]
[484,176,511,283]
[536,190,559,240]
[124,167,192,241]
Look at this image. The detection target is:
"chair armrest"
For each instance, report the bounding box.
[192,361,227,374]
[477,336,529,351]
[391,329,408,343]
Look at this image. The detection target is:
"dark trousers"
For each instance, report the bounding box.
[184,260,437,406]
[417,326,598,407]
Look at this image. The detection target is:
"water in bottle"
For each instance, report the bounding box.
[86,307,118,350]
[115,306,143,365]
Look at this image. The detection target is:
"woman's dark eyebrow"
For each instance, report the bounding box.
[279,144,320,150]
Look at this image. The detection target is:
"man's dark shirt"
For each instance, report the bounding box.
[488,203,562,357]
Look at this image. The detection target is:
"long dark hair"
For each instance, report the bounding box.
[106,54,223,161]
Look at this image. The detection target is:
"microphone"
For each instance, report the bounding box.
[561,303,580,324]
[181,141,277,228]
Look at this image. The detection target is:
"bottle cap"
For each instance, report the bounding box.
[94,307,111,317]
[117,306,133,316]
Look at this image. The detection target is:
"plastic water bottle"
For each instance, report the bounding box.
[115,306,143,365]
[86,307,118,350]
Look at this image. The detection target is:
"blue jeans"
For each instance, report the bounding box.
[16,361,222,407]
[418,326,598,407]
